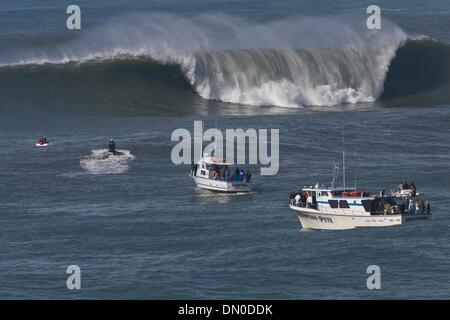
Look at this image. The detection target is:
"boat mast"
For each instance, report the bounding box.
[200,120,204,159]
[354,150,357,190]
[332,160,337,189]
[342,125,346,190]
[332,160,335,189]
[213,118,218,157]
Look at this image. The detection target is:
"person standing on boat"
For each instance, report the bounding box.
[408,199,415,214]
[225,169,231,182]
[245,170,252,182]
[306,194,313,208]
[415,201,421,214]
[239,169,245,181]
[384,202,392,215]
[419,198,425,213]
[289,192,295,204]
[294,194,301,206]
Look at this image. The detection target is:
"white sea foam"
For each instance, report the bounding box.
[80,149,135,175]
[0,13,407,108]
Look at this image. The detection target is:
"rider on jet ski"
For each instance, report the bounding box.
[108,139,116,155]
[38,136,48,145]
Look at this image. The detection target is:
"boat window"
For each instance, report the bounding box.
[200,170,206,176]
[328,200,339,208]
[339,200,350,209]
[361,200,372,212]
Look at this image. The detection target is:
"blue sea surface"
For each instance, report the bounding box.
[0,1,449,299]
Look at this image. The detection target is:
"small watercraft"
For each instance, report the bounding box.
[289,132,431,230]
[35,136,49,147]
[106,139,124,156]
[190,151,252,193]
[289,181,431,230]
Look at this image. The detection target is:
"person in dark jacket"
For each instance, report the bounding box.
[108,139,116,154]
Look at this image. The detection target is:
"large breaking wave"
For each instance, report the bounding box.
[0,13,449,110]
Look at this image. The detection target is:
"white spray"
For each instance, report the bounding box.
[0,13,407,108]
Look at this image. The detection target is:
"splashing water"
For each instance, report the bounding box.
[0,13,408,108]
[80,149,135,175]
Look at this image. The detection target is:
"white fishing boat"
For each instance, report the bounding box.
[190,151,252,193]
[289,130,431,230]
[289,184,431,230]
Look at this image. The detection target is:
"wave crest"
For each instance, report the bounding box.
[1,14,449,109]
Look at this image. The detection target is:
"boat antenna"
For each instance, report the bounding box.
[332,159,335,188]
[342,125,346,190]
[213,118,218,157]
[200,120,204,159]
[331,159,339,189]
[354,150,357,190]
[332,160,335,188]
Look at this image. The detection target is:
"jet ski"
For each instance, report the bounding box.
[107,149,123,156]
[36,138,49,147]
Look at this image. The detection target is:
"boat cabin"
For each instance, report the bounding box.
[291,185,380,215]
[191,152,251,183]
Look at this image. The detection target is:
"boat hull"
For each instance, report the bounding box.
[192,175,251,193]
[290,205,431,230]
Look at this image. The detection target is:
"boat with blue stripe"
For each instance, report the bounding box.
[289,183,431,230]
[289,129,431,230]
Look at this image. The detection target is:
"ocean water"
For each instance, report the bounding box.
[0,1,449,299]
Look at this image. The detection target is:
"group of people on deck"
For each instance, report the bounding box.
[384,196,430,215]
[210,167,251,182]
[397,181,417,195]
[289,185,431,215]
[290,191,314,208]
[191,164,252,183]
[389,181,431,214]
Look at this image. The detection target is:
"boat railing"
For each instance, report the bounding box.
[289,199,317,209]
[206,169,252,183]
